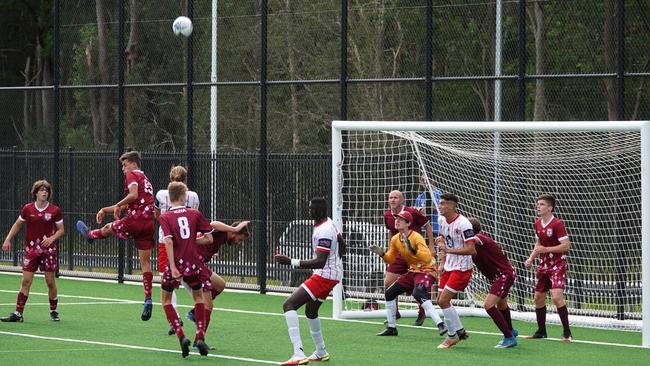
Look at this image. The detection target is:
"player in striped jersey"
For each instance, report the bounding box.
[435,192,477,349]
[274,197,345,365]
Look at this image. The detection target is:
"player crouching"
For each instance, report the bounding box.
[275,197,345,365]
[158,182,215,358]
[370,210,447,337]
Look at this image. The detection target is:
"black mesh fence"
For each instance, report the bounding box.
[0,0,649,298]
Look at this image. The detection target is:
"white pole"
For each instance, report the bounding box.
[332,125,343,319]
[494,0,502,123]
[641,121,650,348]
[210,0,218,220]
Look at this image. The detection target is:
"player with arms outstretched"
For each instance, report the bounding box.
[275,197,345,365]
[469,217,518,348]
[383,190,437,326]
[76,151,156,320]
[435,192,477,349]
[525,194,572,341]
[184,219,250,348]
[1,180,64,322]
[159,181,215,358]
[370,210,447,337]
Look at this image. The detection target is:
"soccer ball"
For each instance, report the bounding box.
[172,16,193,37]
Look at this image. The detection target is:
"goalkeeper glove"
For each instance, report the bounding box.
[368,245,385,257]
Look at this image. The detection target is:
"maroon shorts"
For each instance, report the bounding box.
[111,216,154,250]
[161,261,213,293]
[395,271,435,294]
[301,274,339,302]
[489,270,516,298]
[535,265,567,292]
[438,269,473,293]
[23,243,58,272]
[387,254,408,275]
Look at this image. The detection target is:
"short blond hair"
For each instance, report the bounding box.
[168,181,187,203]
[31,180,51,200]
[169,165,187,183]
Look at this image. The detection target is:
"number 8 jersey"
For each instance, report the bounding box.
[159,206,214,269]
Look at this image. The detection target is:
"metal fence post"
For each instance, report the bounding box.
[615,0,626,320]
[117,0,126,283]
[67,147,74,270]
[186,0,195,189]
[425,0,433,121]
[340,0,348,121]
[257,0,269,294]
[12,146,18,267]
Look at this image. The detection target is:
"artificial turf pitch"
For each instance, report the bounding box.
[0,273,648,365]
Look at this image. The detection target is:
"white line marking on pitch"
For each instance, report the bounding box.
[0,331,280,364]
[1,286,646,350]
[0,301,138,306]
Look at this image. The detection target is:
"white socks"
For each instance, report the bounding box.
[307,317,327,356]
[442,306,463,336]
[421,300,443,325]
[284,310,305,357]
[385,299,397,328]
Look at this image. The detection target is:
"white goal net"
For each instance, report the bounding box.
[331,121,650,343]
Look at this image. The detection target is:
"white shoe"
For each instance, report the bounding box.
[280,355,307,365]
[300,351,330,363]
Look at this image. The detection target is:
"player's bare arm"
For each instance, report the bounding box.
[535,238,570,254]
[196,233,213,246]
[2,218,23,251]
[424,222,435,255]
[444,238,478,256]
[278,250,329,269]
[163,237,180,279]
[525,238,541,268]
[210,220,250,232]
[41,221,64,247]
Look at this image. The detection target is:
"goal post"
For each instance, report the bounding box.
[331,120,650,348]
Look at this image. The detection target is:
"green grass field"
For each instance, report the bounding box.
[0,272,648,365]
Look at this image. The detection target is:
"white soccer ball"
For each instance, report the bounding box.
[172,16,193,37]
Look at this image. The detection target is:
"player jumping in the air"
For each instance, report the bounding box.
[158,181,215,358]
[275,197,345,365]
[76,151,156,321]
[469,217,518,348]
[370,210,447,337]
[1,180,64,323]
[525,194,572,342]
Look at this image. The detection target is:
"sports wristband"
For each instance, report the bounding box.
[291,258,300,267]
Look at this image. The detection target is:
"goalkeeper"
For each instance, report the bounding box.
[370,210,446,337]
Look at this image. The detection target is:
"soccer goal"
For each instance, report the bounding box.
[331,120,650,347]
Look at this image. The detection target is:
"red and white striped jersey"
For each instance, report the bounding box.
[312,217,343,281]
[438,214,476,271]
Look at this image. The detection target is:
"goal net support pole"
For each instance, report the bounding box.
[331,120,650,348]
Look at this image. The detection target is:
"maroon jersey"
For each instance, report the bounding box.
[473,232,515,281]
[19,202,63,248]
[383,206,428,236]
[159,207,214,270]
[123,169,155,219]
[197,231,227,262]
[534,216,569,271]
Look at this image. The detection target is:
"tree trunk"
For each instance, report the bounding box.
[96,0,112,144]
[23,56,32,132]
[125,0,139,73]
[532,1,547,121]
[603,0,617,121]
[85,41,102,143]
[284,0,300,152]
[34,38,44,129]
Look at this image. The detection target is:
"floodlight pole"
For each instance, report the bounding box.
[210,0,218,221]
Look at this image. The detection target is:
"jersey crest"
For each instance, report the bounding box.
[546,228,553,237]
[44,213,52,221]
